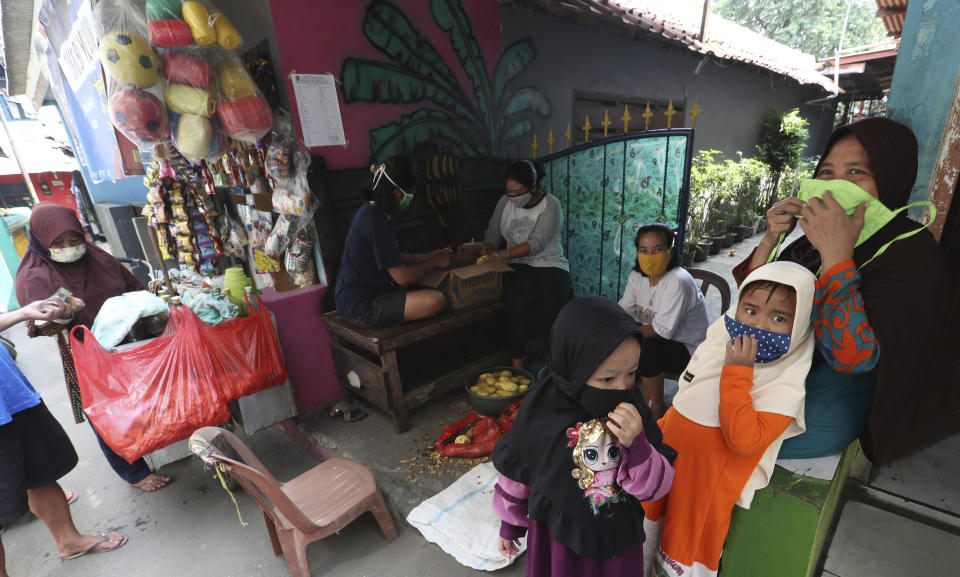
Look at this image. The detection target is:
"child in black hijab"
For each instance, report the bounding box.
[492,297,676,576]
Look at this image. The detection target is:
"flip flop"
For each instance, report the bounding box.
[132,473,172,492]
[0,524,5,535]
[62,532,128,560]
[329,400,367,423]
[65,489,79,505]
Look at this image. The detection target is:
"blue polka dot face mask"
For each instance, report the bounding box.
[723,315,791,364]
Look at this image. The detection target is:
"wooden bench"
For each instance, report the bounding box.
[323,300,507,432]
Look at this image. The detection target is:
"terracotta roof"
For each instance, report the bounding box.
[875,0,908,38]
[507,0,838,93]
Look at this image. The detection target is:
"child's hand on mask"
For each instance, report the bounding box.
[607,402,644,448]
[725,334,758,367]
[499,536,521,558]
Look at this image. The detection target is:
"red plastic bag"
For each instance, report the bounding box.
[71,307,231,464]
[435,413,502,458]
[199,295,287,402]
[497,400,523,433]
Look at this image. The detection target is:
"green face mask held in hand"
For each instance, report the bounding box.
[767,178,936,269]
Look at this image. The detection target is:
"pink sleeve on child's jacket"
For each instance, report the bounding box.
[493,475,531,540]
[617,433,675,502]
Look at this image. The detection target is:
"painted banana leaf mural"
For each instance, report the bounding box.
[341,0,550,160]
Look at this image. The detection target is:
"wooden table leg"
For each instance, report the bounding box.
[381,350,409,433]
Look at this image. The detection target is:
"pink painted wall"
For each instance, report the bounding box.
[268,0,502,169]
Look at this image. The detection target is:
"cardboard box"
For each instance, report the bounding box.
[420,253,512,309]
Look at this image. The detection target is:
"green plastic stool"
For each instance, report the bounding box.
[719,441,862,577]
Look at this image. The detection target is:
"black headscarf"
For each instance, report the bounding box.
[492,297,676,559]
[778,117,952,463]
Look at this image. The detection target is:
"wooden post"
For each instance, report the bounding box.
[147,224,173,293]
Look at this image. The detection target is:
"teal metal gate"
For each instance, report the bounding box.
[541,129,694,299]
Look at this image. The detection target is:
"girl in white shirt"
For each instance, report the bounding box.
[619,224,709,417]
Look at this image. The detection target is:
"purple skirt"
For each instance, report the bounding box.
[525,518,645,577]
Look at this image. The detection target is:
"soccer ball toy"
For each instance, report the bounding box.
[99,31,160,89]
[109,88,168,143]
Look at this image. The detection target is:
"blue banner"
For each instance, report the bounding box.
[38,0,121,183]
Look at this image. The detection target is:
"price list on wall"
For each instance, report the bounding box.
[290,73,346,148]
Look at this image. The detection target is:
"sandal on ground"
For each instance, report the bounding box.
[131,473,172,492]
[65,489,79,505]
[62,532,128,560]
[328,400,367,423]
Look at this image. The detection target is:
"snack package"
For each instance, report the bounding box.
[95,0,169,146]
[146,0,242,50]
[243,206,279,277]
[264,214,292,259]
[285,220,316,289]
[268,112,314,216]
[211,51,273,143]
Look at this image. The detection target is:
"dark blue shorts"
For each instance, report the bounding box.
[344,291,407,329]
[0,402,78,525]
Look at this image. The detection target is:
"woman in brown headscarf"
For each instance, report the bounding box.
[733,117,953,464]
[15,203,172,491]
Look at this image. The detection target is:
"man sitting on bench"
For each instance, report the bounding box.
[335,155,451,329]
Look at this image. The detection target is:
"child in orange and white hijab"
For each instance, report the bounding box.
[641,261,817,577]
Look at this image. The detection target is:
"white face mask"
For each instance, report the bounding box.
[49,244,86,263]
[507,191,532,207]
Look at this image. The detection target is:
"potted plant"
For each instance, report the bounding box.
[691,238,710,262]
[681,245,696,267]
[723,231,737,247]
[708,234,724,255]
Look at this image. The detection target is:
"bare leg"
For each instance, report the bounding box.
[27,483,124,559]
[402,289,446,322]
[641,374,666,419]
[1,534,8,577]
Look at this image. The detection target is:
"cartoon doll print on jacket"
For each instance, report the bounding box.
[570,419,630,515]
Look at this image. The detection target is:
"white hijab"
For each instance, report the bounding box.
[671,261,817,507]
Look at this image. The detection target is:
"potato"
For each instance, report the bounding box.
[469,385,482,393]
[454,434,471,444]
[499,370,512,378]
[498,381,519,393]
[479,373,493,380]
[519,384,529,392]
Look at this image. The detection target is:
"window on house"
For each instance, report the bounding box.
[572,95,684,144]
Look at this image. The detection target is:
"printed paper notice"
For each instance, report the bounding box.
[291,74,346,147]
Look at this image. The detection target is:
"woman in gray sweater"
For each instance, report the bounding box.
[482,160,570,369]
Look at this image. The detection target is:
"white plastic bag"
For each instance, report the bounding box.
[91,291,170,349]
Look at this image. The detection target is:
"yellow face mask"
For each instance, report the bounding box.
[636,250,671,277]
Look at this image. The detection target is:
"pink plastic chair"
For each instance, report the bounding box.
[190,426,397,577]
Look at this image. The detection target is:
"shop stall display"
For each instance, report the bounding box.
[95,0,169,146]
[211,51,273,144]
[141,144,226,276]
[146,0,242,49]
[95,0,321,296]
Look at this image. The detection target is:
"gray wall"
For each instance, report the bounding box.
[219,0,288,110]
[499,6,834,162]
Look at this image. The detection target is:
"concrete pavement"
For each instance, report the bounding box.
[1,319,524,577]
